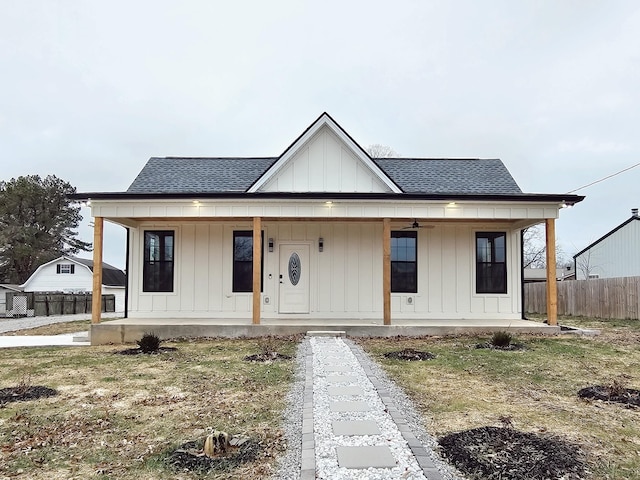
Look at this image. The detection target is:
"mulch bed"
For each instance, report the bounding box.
[115,346,178,355]
[578,385,640,407]
[243,352,292,362]
[439,426,586,480]
[383,348,436,361]
[0,386,58,405]
[475,342,526,351]
[167,439,260,474]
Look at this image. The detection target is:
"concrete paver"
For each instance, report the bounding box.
[326,375,358,383]
[332,420,381,436]
[329,400,371,412]
[336,445,397,468]
[327,385,364,396]
[324,365,352,372]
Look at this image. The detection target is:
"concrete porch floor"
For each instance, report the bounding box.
[89,317,558,345]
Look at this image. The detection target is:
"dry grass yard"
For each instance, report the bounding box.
[2,317,639,479]
[358,317,640,480]
[0,337,298,479]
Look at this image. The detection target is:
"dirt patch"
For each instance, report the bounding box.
[115,346,178,355]
[166,439,260,474]
[0,386,58,405]
[383,348,436,361]
[439,426,586,480]
[578,385,640,407]
[243,352,291,362]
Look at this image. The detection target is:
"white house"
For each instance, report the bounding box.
[574,208,640,280]
[20,256,126,312]
[74,113,583,331]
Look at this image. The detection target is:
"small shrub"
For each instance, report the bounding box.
[607,378,629,397]
[258,336,280,356]
[491,331,513,348]
[137,333,161,353]
[15,374,32,395]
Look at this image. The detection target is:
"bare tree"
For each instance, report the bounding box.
[365,144,400,158]
[575,249,597,279]
[522,224,566,270]
[523,226,546,269]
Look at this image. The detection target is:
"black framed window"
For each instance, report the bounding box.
[233,231,264,293]
[391,231,417,293]
[57,264,74,274]
[476,232,507,294]
[143,231,174,292]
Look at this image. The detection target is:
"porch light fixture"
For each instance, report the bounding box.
[325,201,333,205]
[561,201,572,209]
[192,200,201,206]
[268,238,274,252]
[318,237,324,252]
[447,202,457,207]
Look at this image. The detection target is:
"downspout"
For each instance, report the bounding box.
[124,227,129,319]
[521,229,526,320]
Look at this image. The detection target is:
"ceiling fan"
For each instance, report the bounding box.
[402,219,434,229]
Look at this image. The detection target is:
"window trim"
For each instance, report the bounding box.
[475,231,507,294]
[57,264,74,274]
[391,230,418,293]
[232,230,264,293]
[143,230,175,293]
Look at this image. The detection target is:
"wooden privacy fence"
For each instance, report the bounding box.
[5,292,115,317]
[525,276,640,320]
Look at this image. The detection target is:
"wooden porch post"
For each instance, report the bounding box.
[252,217,262,325]
[383,218,391,325]
[92,216,104,324]
[545,218,558,326]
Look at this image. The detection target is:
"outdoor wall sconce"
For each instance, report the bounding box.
[268,238,274,252]
[319,237,324,252]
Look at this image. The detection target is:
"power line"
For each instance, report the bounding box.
[566,161,640,194]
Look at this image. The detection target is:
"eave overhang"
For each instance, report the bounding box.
[70,191,585,205]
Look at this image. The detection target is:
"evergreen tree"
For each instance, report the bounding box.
[0,175,91,283]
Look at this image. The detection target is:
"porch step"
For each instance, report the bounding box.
[306,330,346,337]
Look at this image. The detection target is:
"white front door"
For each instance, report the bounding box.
[279,244,310,314]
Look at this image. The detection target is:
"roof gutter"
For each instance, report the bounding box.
[70,191,585,205]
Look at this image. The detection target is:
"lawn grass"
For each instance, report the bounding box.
[358,318,640,480]
[0,337,299,479]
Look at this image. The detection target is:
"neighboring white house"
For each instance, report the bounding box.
[74,113,583,324]
[20,256,126,312]
[0,284,22,315]
[523,265,576,283]
[574,208,640,280]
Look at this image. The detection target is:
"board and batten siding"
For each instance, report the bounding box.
[575,219,640,280]
[260,126,390,193]
[128,221,522,320]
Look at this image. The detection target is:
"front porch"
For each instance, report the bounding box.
[89,317,559,345]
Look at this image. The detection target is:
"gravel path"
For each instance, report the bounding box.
[272,336,465,480]
[0,312,121,333]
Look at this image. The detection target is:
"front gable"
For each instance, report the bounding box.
[249,113,402,194]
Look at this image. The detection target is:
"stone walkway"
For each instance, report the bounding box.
[303,333,445,480]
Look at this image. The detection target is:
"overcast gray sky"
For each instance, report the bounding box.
[2,0,639,269]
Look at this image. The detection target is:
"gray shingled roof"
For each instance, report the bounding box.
[127,157,275,193]
[375,158,522,194]
[126,156,522,195]
[71,257,127,287]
